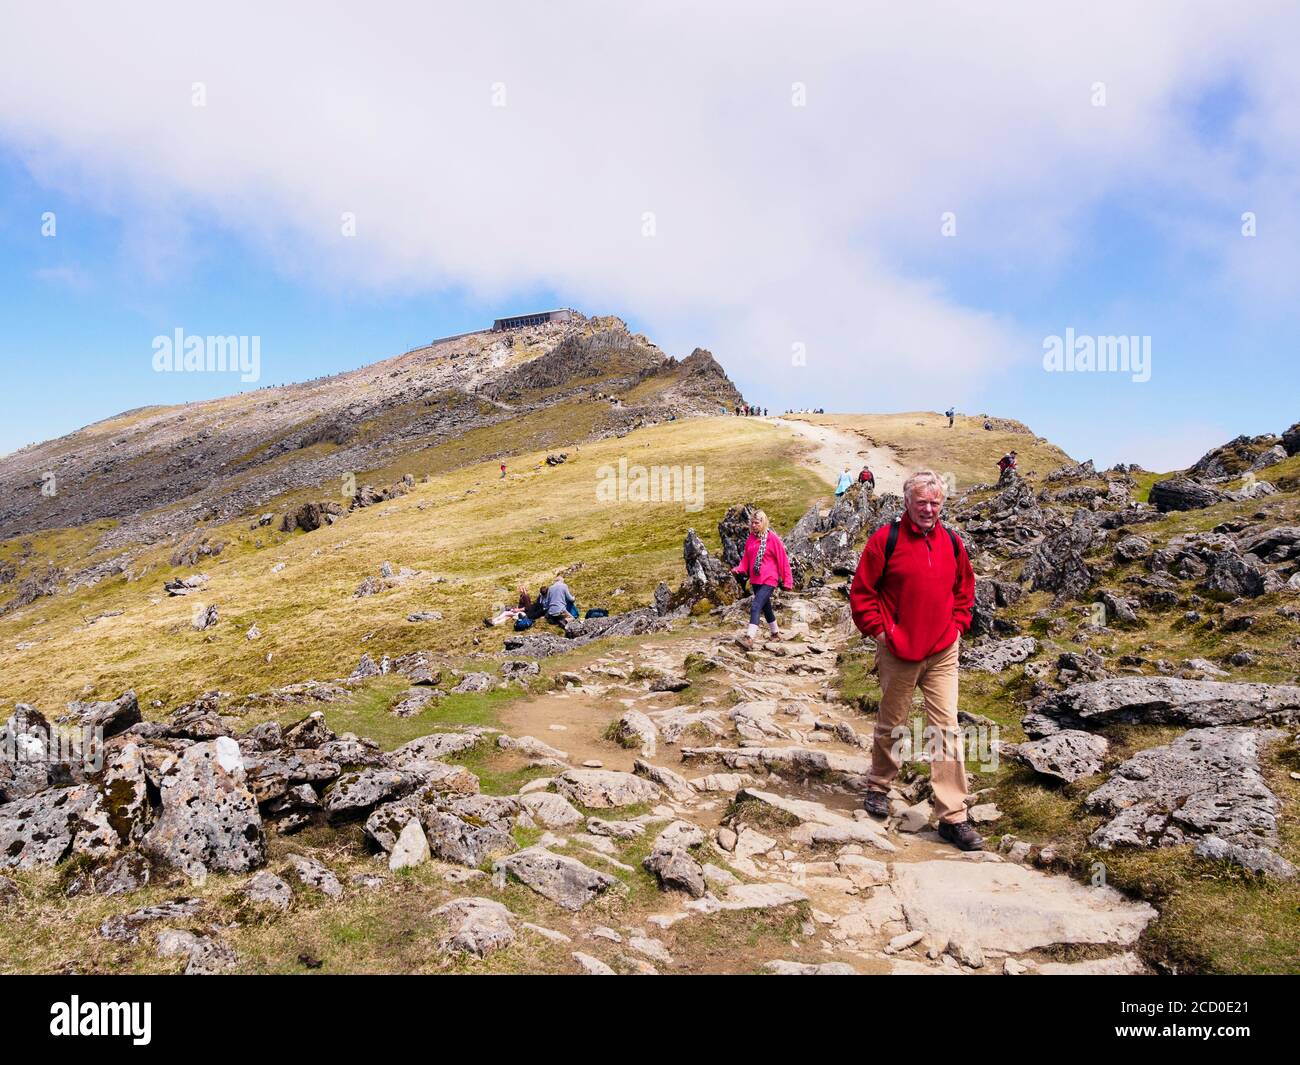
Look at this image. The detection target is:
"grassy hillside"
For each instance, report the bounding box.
[802,411,1074,490]
[0,417,820,711]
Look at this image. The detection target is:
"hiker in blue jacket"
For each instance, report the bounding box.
[834,466,853,498]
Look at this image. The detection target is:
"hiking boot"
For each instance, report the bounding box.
[937,819,984,851]
[862,790,890,819]
[734,634,754,651]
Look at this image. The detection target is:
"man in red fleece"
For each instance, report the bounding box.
[848,469,983,850]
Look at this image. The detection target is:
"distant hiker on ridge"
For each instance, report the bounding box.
[945,407,955,428]
[997,450,1017,483]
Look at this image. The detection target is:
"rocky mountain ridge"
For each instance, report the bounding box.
[0,312,744,554]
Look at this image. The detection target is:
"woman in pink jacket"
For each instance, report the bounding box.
[731,509,794,648]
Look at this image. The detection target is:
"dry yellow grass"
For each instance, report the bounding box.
[0,416,820,711]
[800,411,1075,491]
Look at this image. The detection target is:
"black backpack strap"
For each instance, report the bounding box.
[874,519,901,592]
[947,526,962,561]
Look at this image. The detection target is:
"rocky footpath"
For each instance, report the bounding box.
[1,580,1170,975]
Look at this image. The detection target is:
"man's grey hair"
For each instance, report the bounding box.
[902,469,947,504]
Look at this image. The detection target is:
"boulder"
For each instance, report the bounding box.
[323,769,410,820]
[1020,508,1105,602]
[1086,726,1288,860]
[497,847,617,911]
[555,769,663,808]
[63,691,142,738]
[141,737,266,876]
[1113,535,1152,563]
[388,819,431,870]
[421,810,515,868]
[960,636,1037,673]
[1149,477,1225,512]
[1194,834,1296,880]
[452,672,494,694]
[1282,421,1300,457]
[1031,677,1300,733]
[155,929,238,974]
[1002,730,1109,783]
[612,710,657,756]
[518,791,583,829]
[0,784,101,869]
[242,870,292,910]
[100,898,205,943]
[632,759,694,801]
[436,897,516,956]
[643,820,707,897]
[86,852,152,897]
[286,853,344,898]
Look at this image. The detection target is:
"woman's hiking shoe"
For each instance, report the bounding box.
[734,634,754,650]
[937,820,985,851]
[862,790,890,819]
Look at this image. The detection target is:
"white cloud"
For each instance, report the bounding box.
[1,1,1297,423]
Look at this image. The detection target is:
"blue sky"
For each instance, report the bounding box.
[1,3,1296,470]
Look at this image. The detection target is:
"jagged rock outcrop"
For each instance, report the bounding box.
[952,477,1045,556]
[1188,434,1284,481]
[784,484,899,587]
[1020,508,1105,602]
[1001,730,1109,783]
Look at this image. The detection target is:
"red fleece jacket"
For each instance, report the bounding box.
[849,514,975,662]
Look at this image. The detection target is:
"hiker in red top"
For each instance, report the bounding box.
[848,469,982,850]
[996,450,1017,485]
[857,465,874,491]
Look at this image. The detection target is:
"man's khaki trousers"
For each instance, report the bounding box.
[868,638,970,824]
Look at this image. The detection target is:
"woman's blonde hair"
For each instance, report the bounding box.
[750,509,771,534]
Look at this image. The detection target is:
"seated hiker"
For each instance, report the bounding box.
[542,578,578,625]
[486,585,537,626]
[525,585,549,620]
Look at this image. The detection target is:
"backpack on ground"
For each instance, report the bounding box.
[513,615,535,631]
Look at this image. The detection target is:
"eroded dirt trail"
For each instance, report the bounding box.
[499,590,1157,975]
[766,417,909,496]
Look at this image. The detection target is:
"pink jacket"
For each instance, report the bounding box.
[732,531,794,589]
